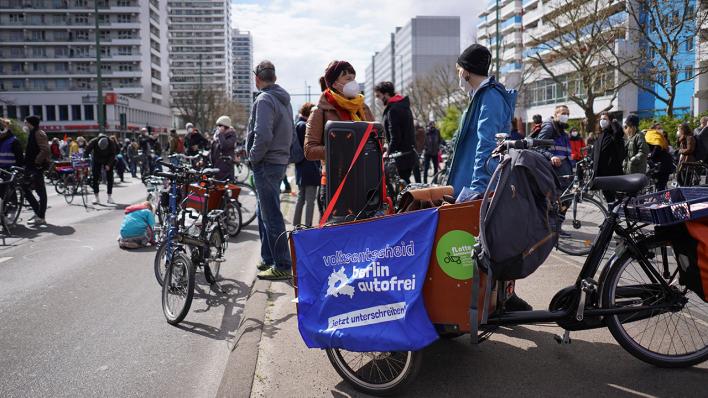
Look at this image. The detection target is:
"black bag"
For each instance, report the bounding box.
[656,219,708,303]
[288,126,305,164]
[479,148,561,281]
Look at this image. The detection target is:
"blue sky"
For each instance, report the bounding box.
[230,0,484,113]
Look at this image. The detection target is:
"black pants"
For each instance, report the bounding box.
[92,162,113,195]
[23,169,47,219]
[412,159,421,184]
[423,154,439,184]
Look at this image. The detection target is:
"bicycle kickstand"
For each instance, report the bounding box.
[554,330,572,345]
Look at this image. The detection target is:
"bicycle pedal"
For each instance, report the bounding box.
[212,257,226,263]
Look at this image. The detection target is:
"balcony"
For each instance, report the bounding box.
[501,15,522,32]
[500,1,520,20]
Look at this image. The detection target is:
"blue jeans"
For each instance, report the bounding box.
[252,162,291,271]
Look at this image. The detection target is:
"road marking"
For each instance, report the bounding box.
[0,257,13,264]
[607,384,657,398]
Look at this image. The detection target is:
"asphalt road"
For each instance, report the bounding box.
[0,176,262,397]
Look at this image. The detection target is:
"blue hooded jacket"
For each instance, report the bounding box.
[447,76,516,196]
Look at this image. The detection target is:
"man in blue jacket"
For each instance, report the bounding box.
[447,44,516,198]
[248,60,294,281]
[537,105,573,189]
[447,44,531,312]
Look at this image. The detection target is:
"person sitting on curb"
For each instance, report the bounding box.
[118,201,155,249]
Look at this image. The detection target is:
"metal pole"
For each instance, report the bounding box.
[198,53,203,131]
[495,0,500,77]
[94,0,104,135]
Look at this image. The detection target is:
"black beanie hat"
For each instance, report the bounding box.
[25,115,41,129]
[625,114,640,128]
[457,44,492,77]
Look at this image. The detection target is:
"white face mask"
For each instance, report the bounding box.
[459,74,473,93]
[22,126,30,133]
[187,127,193,133]
[558,114,569,124]
[571,131,579,137]
[341,80,360,98]
[599,119,609,129]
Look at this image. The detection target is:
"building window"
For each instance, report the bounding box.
[117,14,132,23]
[687,37,694,52]
[11,63,23,73]
[58,105,69,120]
[56,79,69,90]
[32,47,47,57]
[46,105,56,121]
[32,31,46,41]
[685,66,694,80]
[71,104,82,120]
[55,47,68,57]
[74,14,89,24]
[9,14,24,23]
[12,80,23,89]
[7,106,17,119]
[118,46,132,55]
[32,105,43,118]
[84,104,94,120]
[75,31,89,41]
[20,106,30,120]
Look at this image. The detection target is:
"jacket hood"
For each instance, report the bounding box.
[261,84,290,106]
[386,95,409,109]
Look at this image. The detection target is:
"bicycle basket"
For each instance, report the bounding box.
[185,183,226,211]
[621,187,708,226]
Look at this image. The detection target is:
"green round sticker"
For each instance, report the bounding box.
[436,230,476,280]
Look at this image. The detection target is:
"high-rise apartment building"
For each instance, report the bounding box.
[0,0,172,135]
[232,29,254,111]
[167,0,232,101]
[365,16,460,115]
[477,0,523,89]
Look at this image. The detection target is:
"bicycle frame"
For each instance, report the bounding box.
[485,199,678,327]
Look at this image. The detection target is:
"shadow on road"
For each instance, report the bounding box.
[174,276,250,341]
[381,326,708,397]
[1,223,76,245]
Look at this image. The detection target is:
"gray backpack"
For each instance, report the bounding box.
[470,148,561,341]
[479,148,561,280]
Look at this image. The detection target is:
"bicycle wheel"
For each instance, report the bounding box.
[162,251,195,325]
[153,241,179,287]
[54,178,66,195]
[234,161,251,183]
[602,243,708,367]
[225,200,242,237]
[326,348,422,396]
[2,185,23,228]
[557,193,607,256]
[63,174,77,204]
[205,226,226,283]
[234,181,257,226]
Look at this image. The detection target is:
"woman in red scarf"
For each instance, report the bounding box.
[303,60,374,213]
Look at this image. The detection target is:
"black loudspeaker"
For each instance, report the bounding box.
[325,121,384,222]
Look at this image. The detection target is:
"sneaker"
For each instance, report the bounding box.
[257,267,292,281]
[505,294,533,312]
[256,261,272,271]
[93,194,100,204]
[27,214,37,222]
[30,217,46,226]
[106,195,115,204]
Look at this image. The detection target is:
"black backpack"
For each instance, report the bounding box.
[479,148,560,280]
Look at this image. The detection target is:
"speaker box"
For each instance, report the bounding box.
[325,121,384,222]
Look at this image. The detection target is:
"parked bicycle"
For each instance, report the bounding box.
[0,166,26,235]
[677,161,707,187]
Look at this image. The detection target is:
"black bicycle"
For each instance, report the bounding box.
[0,166,26,235]
[158,167,229,325]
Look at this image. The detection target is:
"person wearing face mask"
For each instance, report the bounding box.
[185,122,208,157]
[374,81,418,183]
[0,118,25,201]
[446,44,516,198]
[246,60,294,281]
[568,127,586,165]
[210,116,237,181]
[538,105,573,188]
[22,115,51,226]
[592,112,625,202]
[623,114,649,175]
[304,60,374,214]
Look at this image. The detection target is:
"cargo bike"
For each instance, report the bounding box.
[290,137,708,396]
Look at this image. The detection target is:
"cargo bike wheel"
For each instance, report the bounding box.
[326,348,422,396]
[601,241,708,368]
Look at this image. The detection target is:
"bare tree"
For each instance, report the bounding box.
[406,64,466,124]
[171,88,249,132]
[609,0,708,117]
[528,0,629,131]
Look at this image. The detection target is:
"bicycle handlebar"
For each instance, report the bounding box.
[504,138,555,149]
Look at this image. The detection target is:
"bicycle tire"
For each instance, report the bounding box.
[0,199,8,236]
[225,200,242,237]
[326,348,422,396]
[206,226,226,283]
[234,181,257,226]
[234,161,252,183]
[556,193,607,256]
[153,241,179,287]
[2,186,24,228]
[162,251,195,325]
[63,175,77,204]
[602,244,708,367]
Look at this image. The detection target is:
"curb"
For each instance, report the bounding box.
[216,278,271,398]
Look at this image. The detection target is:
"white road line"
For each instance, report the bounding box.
[0,257,13,264]
[607,384,658,398]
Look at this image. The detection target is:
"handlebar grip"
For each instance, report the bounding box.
[529,139,555,147]
[155,172,176,179]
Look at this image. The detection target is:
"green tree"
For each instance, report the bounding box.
[439,106,461,140]
[1,119,27,148]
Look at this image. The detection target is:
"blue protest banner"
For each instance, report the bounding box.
[293,208,440,352]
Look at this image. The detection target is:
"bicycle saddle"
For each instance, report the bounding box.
[201,168,220,176]
[591,174,648,194]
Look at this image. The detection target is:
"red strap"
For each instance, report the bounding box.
[378,139,394,214]
[319,124,375,227]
